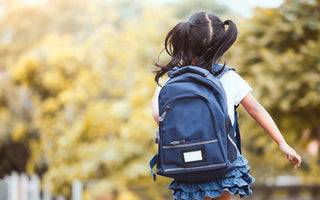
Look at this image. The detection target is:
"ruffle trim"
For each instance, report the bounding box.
[168,155,255,199]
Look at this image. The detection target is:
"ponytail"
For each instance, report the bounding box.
[154,11,238,84]
[155,22,192,85]
[197,18,238,75]
[210,20,238,73]
[221,20,238,54]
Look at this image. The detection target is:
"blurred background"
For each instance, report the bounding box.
[0,0,319,199]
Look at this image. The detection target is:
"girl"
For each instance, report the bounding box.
[151,11,301,200]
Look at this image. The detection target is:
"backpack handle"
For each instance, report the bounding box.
[168,65,231,78]
[168,66,210,78]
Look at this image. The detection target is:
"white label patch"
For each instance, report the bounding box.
[183,150,203,163]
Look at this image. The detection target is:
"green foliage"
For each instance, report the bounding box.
[230,0,320,183]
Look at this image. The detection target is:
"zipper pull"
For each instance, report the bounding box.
[155,128,160,144]
[170,139,186,146]
[159,106,170,122]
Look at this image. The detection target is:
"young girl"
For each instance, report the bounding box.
[151,11,302,200]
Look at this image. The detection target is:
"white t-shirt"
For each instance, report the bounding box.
[219,70,252,125]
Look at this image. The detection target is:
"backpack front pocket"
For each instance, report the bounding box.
[160,139,227,174]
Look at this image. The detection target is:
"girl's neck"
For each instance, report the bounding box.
[191,57,199,65]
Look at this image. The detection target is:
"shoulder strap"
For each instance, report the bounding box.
[234,107,242,154]
[149,154,158,181]
[215,64,235,79]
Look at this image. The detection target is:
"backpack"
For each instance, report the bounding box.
[149,65,241,181]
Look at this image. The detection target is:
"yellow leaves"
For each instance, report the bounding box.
[87,181,115,199]
[2,0,178,198]
[42,69,68,93]
[42,49,90,94]
[41,98,60,114]
[110,100,130,119]
[116,190,139,200]
[252,7,276,23]
[120,106,155,144]
[0,108,11,139]
[128,70,154,108]
[82,101,123,139]
[49,121,82,150]
[58,87,87,105]
[75,69,102,98]
[27,139,44,174]
[48,162,93,182]
[298,91,320,107]
[38,34,73,48]
[11,122,27,142]
[129,86,153,108]
[109,84,126,98]
[13,56,40,85]
[58,90,75,105]
[121,157,150,180]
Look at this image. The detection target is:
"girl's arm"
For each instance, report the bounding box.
[241,92,302,169]
[151,84,161,125]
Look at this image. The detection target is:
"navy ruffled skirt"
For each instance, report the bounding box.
[168,152,255,199]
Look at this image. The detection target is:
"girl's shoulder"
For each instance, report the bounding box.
[220,67,240,81]
[220,67,246,82]
[219,68,252,98]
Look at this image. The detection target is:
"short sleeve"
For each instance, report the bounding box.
[220,70,253,106]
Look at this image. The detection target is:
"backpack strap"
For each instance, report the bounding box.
[214,64,241,153]
[234,107,242,154]
[149,154,158,181]
[215,64,235,79]
[215,64,240,153]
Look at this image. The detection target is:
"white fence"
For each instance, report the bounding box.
[0,172,83,200]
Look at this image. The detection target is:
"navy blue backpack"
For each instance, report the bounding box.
[149,65,241,181]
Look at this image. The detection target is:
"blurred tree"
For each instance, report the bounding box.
[229,0,320,183]
[0,0,176,199]
[0,60,34,178]
[0,0,96,69]
[5,0,319,198]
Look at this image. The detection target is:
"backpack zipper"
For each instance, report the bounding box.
[159,106,170,122]
[163,139,218,149]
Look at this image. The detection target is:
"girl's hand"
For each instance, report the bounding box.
[278,142,302,169]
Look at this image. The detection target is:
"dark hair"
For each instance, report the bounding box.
[154,11,238,84]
